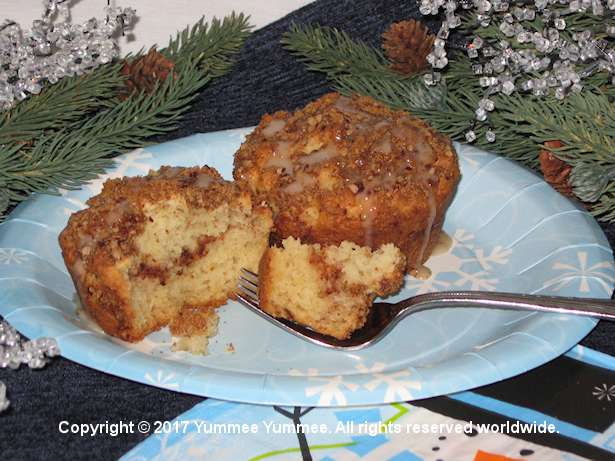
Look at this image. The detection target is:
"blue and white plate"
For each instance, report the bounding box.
[1,128,613,406]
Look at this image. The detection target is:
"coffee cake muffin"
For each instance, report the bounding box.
[258,237,406,339]
[234,93,460,272]
[59,166,273,350]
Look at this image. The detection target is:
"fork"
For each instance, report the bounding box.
[236,268,615,350]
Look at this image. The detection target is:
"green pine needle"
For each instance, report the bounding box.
[0,13,252,216]
[75,58,209,151]
[282,23,400,80]
[2,133,114,199]
[164,12,252,77]
[335,74,448,111]
[0,63,124,144]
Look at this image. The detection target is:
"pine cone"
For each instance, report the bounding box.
[382,20,435,75]
[539,140,574,197]
[120,47,176,98]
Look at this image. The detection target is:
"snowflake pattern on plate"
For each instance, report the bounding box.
[545,251,615,295]
[405,228,512,293]
[145,370,180,390]
[0,248,29,265]
[358,362,422,401]
[289,368,360,406]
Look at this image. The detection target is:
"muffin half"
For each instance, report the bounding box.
[60,166,273,351]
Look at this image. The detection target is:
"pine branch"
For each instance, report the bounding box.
[499,90,615,165]
[335,73,447,111]
[163,12,252,78]
[75,58,208,151]
[283,23,446,112]
[0,13,252,216]
[1,134,113,200]
[282,23,400,80]
[592,183,615,222]
[0,63,124,144]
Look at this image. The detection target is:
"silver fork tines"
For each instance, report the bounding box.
[235,268,615,350]
[237,268,259,303]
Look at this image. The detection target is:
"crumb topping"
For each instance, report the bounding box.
[234,92,460,269]
[235,93,452,199]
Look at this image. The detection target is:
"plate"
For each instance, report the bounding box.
[1,128,613,406]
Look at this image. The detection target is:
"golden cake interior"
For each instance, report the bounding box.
[259,237,406,339]
[59,166,273,351]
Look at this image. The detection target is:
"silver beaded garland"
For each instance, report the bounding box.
[0,320,60,412]
[420,0,615,142]
[0,0,136,111]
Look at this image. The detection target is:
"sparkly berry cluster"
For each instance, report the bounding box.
[0,0,136,111]
[420,0,615,142]
[0,320,60,412]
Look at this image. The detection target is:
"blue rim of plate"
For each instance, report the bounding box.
[0,128,613,407]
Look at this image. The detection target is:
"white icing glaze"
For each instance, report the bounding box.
[431,231,452,256]
[385,123,439,269]
[374,120,390,130]
[409,233,452,280]
[266,157,295,175]
[374,134,392,154]
[392,125,435,164]
[333,96,361,115]
[336,97,441,264]
[72,259,86,278]
[299,144,339,166]
[414,139,435,165]
[105,200,131,226]
[262,119,286,138]
[415,189,437,267]
[283,172,316,194]
[411,265,432,280]
[357,192,377,248]
[79,233,94,250]
[265,141,294,175]
[158,166,184,178]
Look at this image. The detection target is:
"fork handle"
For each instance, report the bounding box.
[399,291,615,320]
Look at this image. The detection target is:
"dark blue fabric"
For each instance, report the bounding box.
[1,1,613,459]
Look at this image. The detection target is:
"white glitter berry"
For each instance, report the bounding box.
[420,0,615,134]
[0,320,61,412]
[465,130,477,142]
[0,0,136,111]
